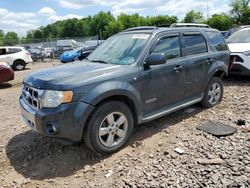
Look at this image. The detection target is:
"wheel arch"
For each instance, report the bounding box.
[81,81,143,125]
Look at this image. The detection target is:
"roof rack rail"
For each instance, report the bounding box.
[123,26,158,32]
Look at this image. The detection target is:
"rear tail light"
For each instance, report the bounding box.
[26,52,30,56]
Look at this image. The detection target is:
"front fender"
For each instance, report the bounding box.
[80,81,142,121]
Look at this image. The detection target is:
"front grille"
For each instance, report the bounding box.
[22,84,43,110]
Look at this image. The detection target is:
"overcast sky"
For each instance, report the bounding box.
[0,0,231,36]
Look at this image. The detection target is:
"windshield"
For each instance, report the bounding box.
[227,29,250,43]
[87,33,151,65]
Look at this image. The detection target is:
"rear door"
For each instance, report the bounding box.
[180,32,212,98]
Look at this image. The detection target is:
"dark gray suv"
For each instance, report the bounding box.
[20,27,230,155]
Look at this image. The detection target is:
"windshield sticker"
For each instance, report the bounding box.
[132,34,150,39]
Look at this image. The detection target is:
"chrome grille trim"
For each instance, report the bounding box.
[22,84,43,110]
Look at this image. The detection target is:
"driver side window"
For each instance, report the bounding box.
[152,35,181,60]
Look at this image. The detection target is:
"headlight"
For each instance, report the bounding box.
[41,90,73,108]
[243,50,250,56]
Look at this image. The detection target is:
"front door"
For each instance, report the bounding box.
[140,33,187,116]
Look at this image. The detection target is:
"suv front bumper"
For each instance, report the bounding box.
[19,96,94,141]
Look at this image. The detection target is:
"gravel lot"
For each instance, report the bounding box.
[0,62,249,188]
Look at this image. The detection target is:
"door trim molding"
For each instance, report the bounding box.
[142,97,202,122]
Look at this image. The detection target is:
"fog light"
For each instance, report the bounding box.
[45,123,58,135]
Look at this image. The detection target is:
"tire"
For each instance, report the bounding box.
[83,101,134,155]
[13,60,26,71]
[201,77,224,108]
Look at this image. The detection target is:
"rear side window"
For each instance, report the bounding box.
[206,31,228,51]
[152,35,181,60]
[7,48,22,54]
[0,48,7,55]
[183,33,208,56]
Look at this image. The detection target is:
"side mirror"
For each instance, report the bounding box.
[145,53,166,66]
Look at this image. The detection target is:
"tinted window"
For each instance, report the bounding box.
[206,31,228,51]
[7,48,22,54]
[152,35,181,60]
[0,48,7,55]
[183,33,207,55]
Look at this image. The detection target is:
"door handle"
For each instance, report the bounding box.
[206,58,214,64]
[174,65,183,72]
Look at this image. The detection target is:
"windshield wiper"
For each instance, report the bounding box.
[90,60,108,64]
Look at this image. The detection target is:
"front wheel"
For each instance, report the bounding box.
[83,101,134,155]
[201,77,224,108]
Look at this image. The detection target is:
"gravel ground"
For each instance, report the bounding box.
[0,62,249,188]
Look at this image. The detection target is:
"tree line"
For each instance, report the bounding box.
[0,0,249,46]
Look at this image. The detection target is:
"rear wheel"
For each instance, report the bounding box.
[83,101,134,155]
[201,77,224,108]
[13,60,26,71]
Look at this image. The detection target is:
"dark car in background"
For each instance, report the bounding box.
[0,62,14,83]
[50,46,74,59]
[60,46,97,63]
[28,48,45,62]
[20,27,229,155]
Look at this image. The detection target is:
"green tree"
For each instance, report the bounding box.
[33,29,43,40]
[105,20,124,37]
[230,0,250,24]
[4,32,19,45]
[207,14,233,30]
[0,30,5,45]
[183,10,205,23]
[90,11,115,38]
[117,14,147,29]
[148,15,178,26]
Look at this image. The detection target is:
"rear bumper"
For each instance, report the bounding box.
[19,96,95,141]
[229,53,250,76]
[230,64,250,76]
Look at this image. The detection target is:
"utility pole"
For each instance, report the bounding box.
[207,0,210,20]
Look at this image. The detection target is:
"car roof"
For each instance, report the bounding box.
[0,46,22,48]
[121,26,219,35]
[239,27,250,31]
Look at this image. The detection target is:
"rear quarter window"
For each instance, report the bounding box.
[206,31,228,51]
[0,48,7,55]
[7,48,22,54]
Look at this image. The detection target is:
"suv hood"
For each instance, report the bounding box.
[24,61,122,90]
[228,43,250,53]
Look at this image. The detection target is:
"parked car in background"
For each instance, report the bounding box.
[84,40,104,47]
[227,27,250,76]
[43,48,52,58]
[221,31,228,37]
[170,23,210,28]
[0,47,32,70]
[28,48,45,62]
[60,46,97,63]
[50,46,74,59]
[224,25,250,39]
[20,27,229,155]
[0,62,14,83]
